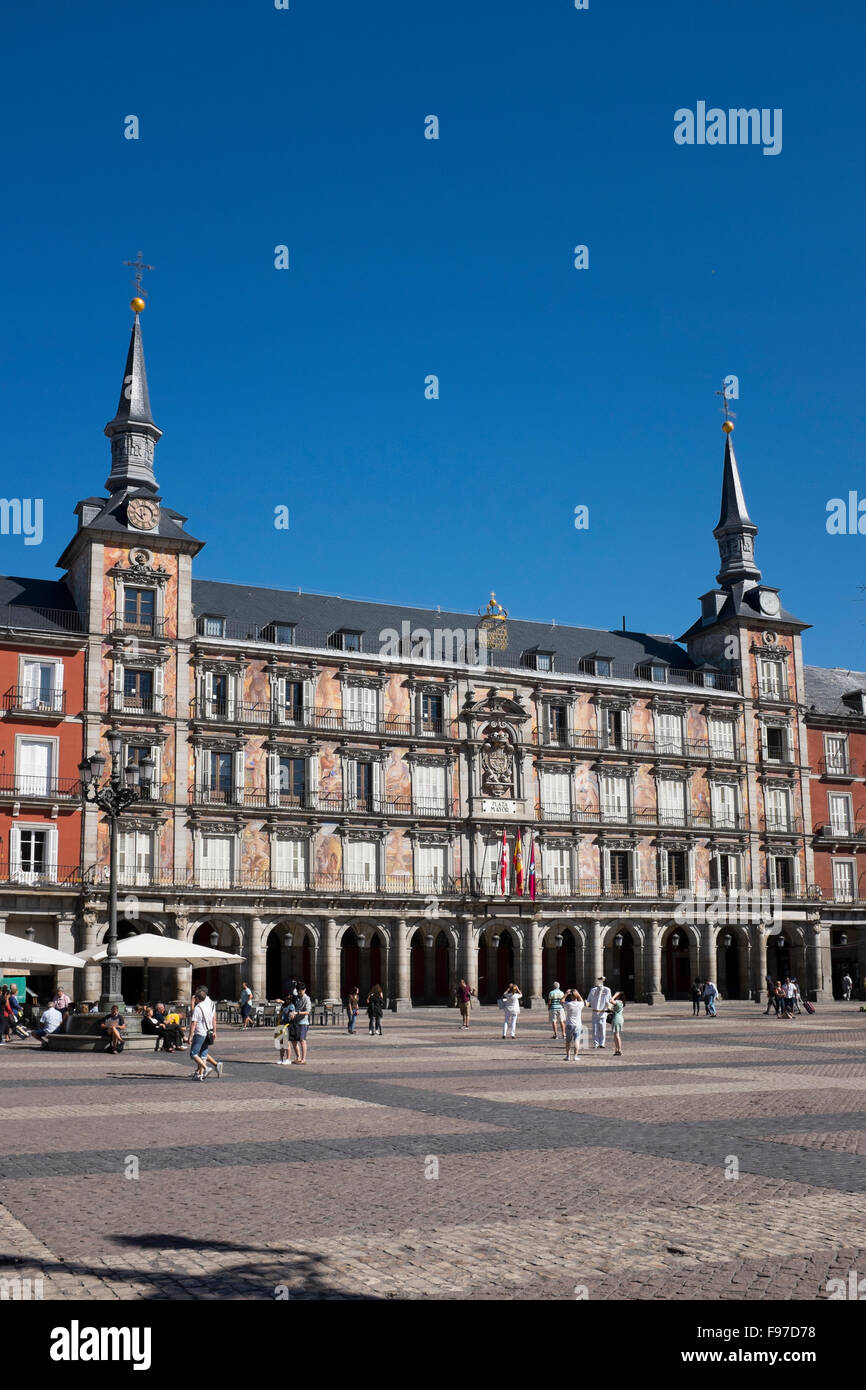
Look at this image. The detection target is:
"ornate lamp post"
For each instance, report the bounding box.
[79,732,154,1010]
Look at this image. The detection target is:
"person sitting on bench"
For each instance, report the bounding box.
[101,1005,127,1053]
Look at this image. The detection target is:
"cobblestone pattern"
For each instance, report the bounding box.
[0,1003,864,1300]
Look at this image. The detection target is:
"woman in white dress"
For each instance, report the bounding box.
[500,983,522,1038]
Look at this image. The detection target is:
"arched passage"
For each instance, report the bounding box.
[191,921,240,1001]
[542,928,578,996]
[369,929,384,994]
[661,924,692,999]
[340,927,361,1000]
[604,925,637,1001]
[410,928,425,1003]
[433,929,450,1002]
[715,927,747,1000]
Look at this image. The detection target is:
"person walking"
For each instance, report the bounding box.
[239,981,255,1029]
[0,988,13,1044]
[610,998,625,1056]
[456,979,474,1029]
[292,982,312,1062]
[764,975,776,1015]
[841,972,853,1002]
[703,980,719,1018]
[188,986,223,1081]
[547,981,566,1039]
[586,977,615,1049]
[346,988,359,1034]
[366,984,385,1037]
[773,980,786,1017]
[691,980,703,1017]
[562,988,585,1061]
[274,995,296,1065]
[500,983,522,1038]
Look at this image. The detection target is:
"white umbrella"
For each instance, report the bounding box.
[0,932,87,970]
[86,933,245,967]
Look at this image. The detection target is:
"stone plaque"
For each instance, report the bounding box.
[480,798,518,815]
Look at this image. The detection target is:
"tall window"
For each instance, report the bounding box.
[20,660,61,711]
[712,783,738,829]
[667,850,688,890]
[708,718,736,760]
[199,836,233,888]
[759,660,785,698]
[773,857,794,893]
[656,712,684,755]
[355,762,374,810]
[278,757,307,805]
[420,692,444,735]
[832,860,856,902]
[710,854,740,890]
[764,725,788,762]
[541,769,571,821]
[16,739,53,797]
[608,851,631,891]
[765,785,791,832]
[828,793,853,835]
[605,709,626,749]
[345,840,377,888]
[657,779,685,826]
[209,673,228,717]
[118,830,153,886]
[414,763,448,815]
[600,774,629,823]
[273,838,307,889]
[547,704,568,746]
[124,587,155,634]
[544,844,571,894]
[123,669,154,710]
[13,827,50,879]
[824,735,849,775]
[209,751,234,801]
[417,842,448,892]
[344,685,378,732]
[284,681,304,722]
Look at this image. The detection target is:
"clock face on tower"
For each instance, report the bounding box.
[127,498,160,531]
[759,589,781,617]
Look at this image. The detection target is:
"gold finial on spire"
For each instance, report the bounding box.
[124,251,154,313]
[715,381,736,434]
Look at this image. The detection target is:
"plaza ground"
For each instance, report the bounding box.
[1,1001,864,1301]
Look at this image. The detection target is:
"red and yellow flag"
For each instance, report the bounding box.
[514,828,524,896]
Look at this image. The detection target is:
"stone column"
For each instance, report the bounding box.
[645,921,664,1004]
[249,916,265,1002]
[459,915,477,998]
[701,925,716,984]
[810,918,832,1003]
[80,907,102,1003]
[54,914,77,1001]
[526,916,543,1008]
[588,918,603,988]
[171,912,193,1006]
[752,926,768,1003]
[392,918,411,1010]
[323,918,340,1003]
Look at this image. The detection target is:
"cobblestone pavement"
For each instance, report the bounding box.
[0,1002,864,1301]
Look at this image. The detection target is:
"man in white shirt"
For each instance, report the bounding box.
[586,977,613,1048]
[34,1005,62,1039]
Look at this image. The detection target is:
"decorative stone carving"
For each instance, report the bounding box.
[480,723,515,797]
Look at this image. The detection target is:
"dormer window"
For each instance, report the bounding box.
[200,615,225,638]
[329,630,363,652]
[579,655,612,677]
[521,648,554,672]
[262,622,296,646]
[842,689,866,715]
[637,662,669,684]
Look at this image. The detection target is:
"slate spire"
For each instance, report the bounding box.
[713,426,761,586]
[103,313,162,495]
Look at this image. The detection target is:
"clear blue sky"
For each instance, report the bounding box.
[2,0,865,666]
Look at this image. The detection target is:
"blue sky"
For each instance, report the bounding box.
[2,0,865,666]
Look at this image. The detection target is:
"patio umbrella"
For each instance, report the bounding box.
[86,933,245,1002]
[0,932,87,971]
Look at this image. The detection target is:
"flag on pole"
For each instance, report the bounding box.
[499,827,509,895]
[514,827,524,896]
[527,831,536,901]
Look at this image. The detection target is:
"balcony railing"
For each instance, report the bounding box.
[3,686,67,715]
[532,729,743,760]
[188,787,459,817]
[109,615,168,638]
[757,681,791,701]
[111,692,165,715]
[0,604,85,635]
[188,698,459,739]
[0,862,83,886]
[0,773,80,801]
[820,756,857,778]
[83,865,460,896]
[764,815,803,834]
[538,803,744,831]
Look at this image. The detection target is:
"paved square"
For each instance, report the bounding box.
[1,1002,864,1301]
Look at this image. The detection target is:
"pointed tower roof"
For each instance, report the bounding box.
[103,312,162,495]
[712,425,760,586]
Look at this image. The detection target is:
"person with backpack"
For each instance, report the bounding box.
[188,986,223,1081]
[547,981,566,1039]
[274,995,296,1065]
[703,980,719,1017]
[562,989,585,1061]
[366,984,385,1036]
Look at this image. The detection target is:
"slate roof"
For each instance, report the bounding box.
[0,575,84,634]
[191,577,704,680]
[805,665,866,716]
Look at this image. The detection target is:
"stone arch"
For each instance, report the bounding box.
[190,916,244,1001]
[660,919,697,999]
[476,920,521,1003]
[542,921,583,995]
[602,920,644,1001]
[711,920,752,1000]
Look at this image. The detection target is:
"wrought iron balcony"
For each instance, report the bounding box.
[109,614,167,638]
[757,680,791,701]
[764,814,803,834]
[0,862,84,886]
[110,691,165,715]
[0,773,80,801]
[819,756,857,779]
[3,685,66,716]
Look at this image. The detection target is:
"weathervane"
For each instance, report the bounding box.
[123,251,154,313]
[715,381,736,434]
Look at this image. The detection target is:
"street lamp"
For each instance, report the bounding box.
[79,737,153,1011]
[614,932,623,948]
[671,932,681,949]
[840,933,848,947]
[555,934,564,948]
[209,928,219,949]
[25,924,36,942]
[777,934,785,948]
[722,933,732,948]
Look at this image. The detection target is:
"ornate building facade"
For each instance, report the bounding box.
[1,310,863,1005]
